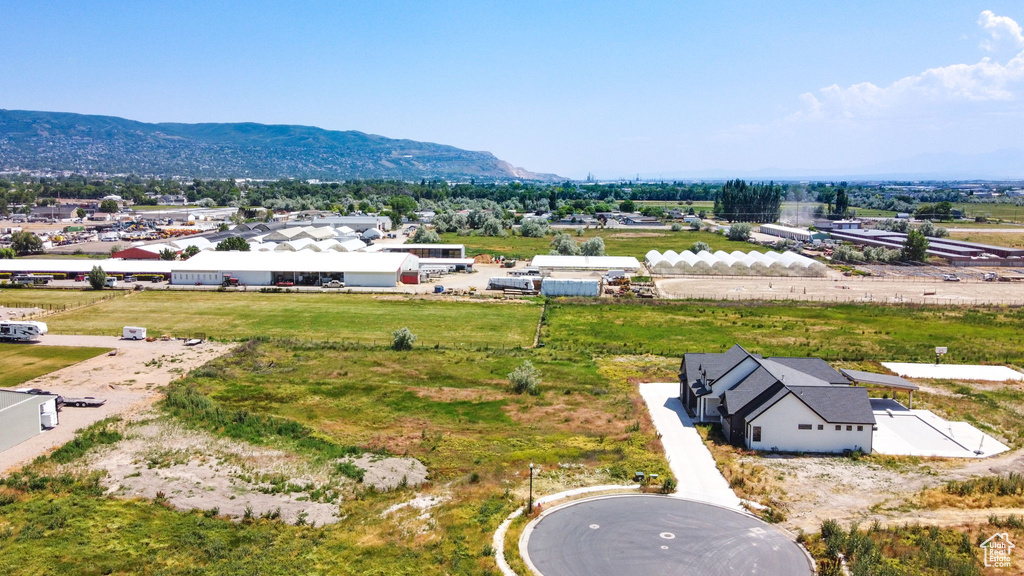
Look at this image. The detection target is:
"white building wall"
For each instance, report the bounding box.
[746,393,873,453]
[710,357,760,396]
[345,271,398,288]
[0,400,45,452]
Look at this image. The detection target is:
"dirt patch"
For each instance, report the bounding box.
[409,386,506,402]
[503,402,628,436]
[0,306,43,321]
[342,454,428,490]
[87,419,343,525]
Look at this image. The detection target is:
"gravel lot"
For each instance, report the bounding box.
[0,335,233,474]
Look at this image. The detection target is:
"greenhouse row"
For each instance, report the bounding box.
[645,249,827,277]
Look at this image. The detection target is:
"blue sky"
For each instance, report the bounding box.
[2,1,1024,178]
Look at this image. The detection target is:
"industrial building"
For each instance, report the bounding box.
[0,258,175,278]
[680,345,875,454]
[646,249,827,277]
[170,250,419,287]
[758,224,829,243]
[382,244,466,259]
[0,390,59,453]
[829,229,1024,266]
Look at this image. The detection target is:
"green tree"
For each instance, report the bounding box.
[215,237,250,251]
[10,231,43,255]
[75,207,86,219]
[87,266,107,290]
[99,199,119,213]
[159,248,178,261]
[519,219,548,238]
[833,187,849,219]
[411,227,441,243]
[508,360,541,395]
[182,245,200,259]
[391,327,417,351]
[619,199,635,213]
[389,195,417,217]
[481,218,504,237]
[549,232,580,255]
[0,247,14,259]
[902,229,929,262]
[580,236,605,256]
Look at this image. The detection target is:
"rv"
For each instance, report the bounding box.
[0,321,49,342]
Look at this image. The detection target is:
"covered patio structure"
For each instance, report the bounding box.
[840,369,919,408]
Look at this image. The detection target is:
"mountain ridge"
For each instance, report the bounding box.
[0,109,561,181]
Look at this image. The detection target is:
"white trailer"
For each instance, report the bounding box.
[0,321,49,342]
[122,326,147,340]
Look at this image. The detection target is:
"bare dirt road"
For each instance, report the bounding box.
[0,335,232,474]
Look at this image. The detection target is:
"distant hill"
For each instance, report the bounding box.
[0,109,561,181]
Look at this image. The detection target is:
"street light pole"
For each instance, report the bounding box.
[529,462,534,514]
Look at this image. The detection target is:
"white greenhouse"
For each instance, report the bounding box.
[645,249,826,277]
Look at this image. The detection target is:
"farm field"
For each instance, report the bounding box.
[44,291,542,347]
[948,230,1024,249]
[438,229,753,260]
[0,287,120,310]
[543,300,1024,365]
[0,345,111,388]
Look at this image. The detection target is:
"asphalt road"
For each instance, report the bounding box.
[524,495,813,576]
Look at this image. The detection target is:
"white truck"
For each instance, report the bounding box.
[122,326,147,340]
[105,277,118,288]
[0,321,49,342]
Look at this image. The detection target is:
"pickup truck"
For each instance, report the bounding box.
[323,280,344,288]
[62,396,106,408]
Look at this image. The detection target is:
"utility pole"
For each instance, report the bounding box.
[528,462,534,514]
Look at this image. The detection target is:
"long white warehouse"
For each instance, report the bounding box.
[530,255,642,272]
[171,251,419,287]
[646,249,826,277]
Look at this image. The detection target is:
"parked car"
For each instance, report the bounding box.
[324,280,344,288]
[942,274,961,282]
[276,281,294,287]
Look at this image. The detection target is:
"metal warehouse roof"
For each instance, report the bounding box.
[530,255,642,270]
[0,258,176,275]
[174,250,416,274]
[839,369,919,391]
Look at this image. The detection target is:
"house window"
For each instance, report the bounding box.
[846,425,853,431]
[835,425,841,431]
[798,424,812,430]
[857,425,864,431]
[752,426,762,442]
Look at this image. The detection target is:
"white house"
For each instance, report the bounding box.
[681,344,875,454]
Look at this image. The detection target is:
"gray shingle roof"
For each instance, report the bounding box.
[790,386,876,425]
[770,357,849,385]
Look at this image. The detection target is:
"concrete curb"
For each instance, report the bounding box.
[493,484,638,576]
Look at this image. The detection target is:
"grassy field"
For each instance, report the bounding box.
[0,288,120,310]
[948,231,1024,249]
[543,300,1024,366]
[438,229,754,260]
[0,345,111,388]
[0,340,672,575]
[45,292,542,347]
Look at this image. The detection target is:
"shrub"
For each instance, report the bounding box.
[727,222,752,241]
[509,360,541,395]
[520,219,549,238]
[670,222,683,231]
[391,327,417,351]
[482,218,505,237]
[660,477,677,494]
[689,241,710,253]
[411,227,441,243]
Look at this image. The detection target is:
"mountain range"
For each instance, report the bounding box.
[0,109,561,182]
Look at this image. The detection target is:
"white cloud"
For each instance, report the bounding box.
[979,10,1024,52]
[792,12,1024,123]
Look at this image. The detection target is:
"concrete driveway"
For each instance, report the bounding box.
[640,382,742,510]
